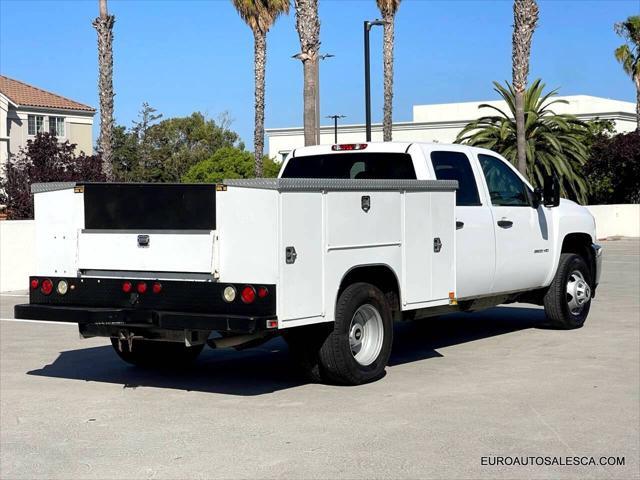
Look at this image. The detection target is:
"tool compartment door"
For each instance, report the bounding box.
[402,190,456,306]
[77,183,216,274]
[278,191,324,321]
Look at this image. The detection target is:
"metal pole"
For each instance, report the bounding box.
[326,115,345,144]
[364,21,371,142]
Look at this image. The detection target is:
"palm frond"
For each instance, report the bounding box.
[456,79,590,202]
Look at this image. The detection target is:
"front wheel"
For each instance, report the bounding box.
[110,338,204,368]
[543,253,593,329]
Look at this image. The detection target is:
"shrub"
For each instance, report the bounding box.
[584,132,640,204]
[182,146,281,183]
[1,133,105,219]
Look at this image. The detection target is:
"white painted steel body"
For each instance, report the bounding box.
[29,142,598,330]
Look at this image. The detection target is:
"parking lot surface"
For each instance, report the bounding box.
[1,238,638,479]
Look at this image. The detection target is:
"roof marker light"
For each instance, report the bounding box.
[332,143,368,151]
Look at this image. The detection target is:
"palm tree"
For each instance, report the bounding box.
[232,0,289,176]
[376,0,401,142]
[294,0,320,146]
[512,0,539,176]
[614,15,640,131]
[456,80,590,204]
[92,0,115,180]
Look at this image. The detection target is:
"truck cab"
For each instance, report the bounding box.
[15,142,602,385]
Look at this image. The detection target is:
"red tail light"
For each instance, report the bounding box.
[257,286,269,298]
[41,279,53,296]
[332,143,368,151]
[241,286,256,304]
[122,281,132,293]
[30,278,39,290]
[137,282,147,294]
[152,282,162,294]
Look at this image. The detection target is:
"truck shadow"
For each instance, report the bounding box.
[27,306,547,396]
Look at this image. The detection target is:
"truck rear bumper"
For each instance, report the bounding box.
[14,304,273,334]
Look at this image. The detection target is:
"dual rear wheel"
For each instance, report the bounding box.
[285,282,394,385]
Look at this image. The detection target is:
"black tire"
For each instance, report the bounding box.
[110,338,204,368]
[543,253,593,329]
[319,282,393,385]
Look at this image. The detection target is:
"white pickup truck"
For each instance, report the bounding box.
[16,142,602,385]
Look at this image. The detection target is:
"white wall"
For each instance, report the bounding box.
[586,204,640,240]
[0,220,35,292]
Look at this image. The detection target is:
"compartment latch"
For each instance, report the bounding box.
[433,237,442,253]
[285,246,297,264]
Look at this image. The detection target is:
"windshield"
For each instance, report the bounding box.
[281,152,417,179]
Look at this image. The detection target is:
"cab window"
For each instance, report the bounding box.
[430,151,481,206]
[478,154,531,207]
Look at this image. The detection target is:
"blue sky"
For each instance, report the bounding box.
[0,0,637,148]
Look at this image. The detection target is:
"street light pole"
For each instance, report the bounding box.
[326,114,346,144]
[364,20,385,142]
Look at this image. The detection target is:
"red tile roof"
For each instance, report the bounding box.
[0,75,95,113]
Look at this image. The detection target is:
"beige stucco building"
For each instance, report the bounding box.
[0,75,95,169]
[266,95,637,161]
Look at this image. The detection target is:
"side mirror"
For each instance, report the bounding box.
[543,175,560,207]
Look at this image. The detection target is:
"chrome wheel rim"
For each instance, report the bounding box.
[349,304,384,366]
[566,270,591,316]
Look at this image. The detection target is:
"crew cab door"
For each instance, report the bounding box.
[426,147,496,299]
[475,153,552,293]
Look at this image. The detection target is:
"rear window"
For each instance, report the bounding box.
[431,151,481,206]
[281,152,417,179]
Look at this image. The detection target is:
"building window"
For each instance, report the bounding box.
[27,115,44,135]
[49,116,65,137]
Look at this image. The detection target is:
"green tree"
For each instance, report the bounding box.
[456,80,590,203]
[512,0,539,176]
[146,112,243,181]
[111,108,243,182]
[614,15,640,131]
[111,125,140,181]
[376,0,402,142]
[182,146,280,183]
[231,0,289,177]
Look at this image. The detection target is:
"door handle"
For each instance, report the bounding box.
[497,219,513,229]
[456,221,464,230]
